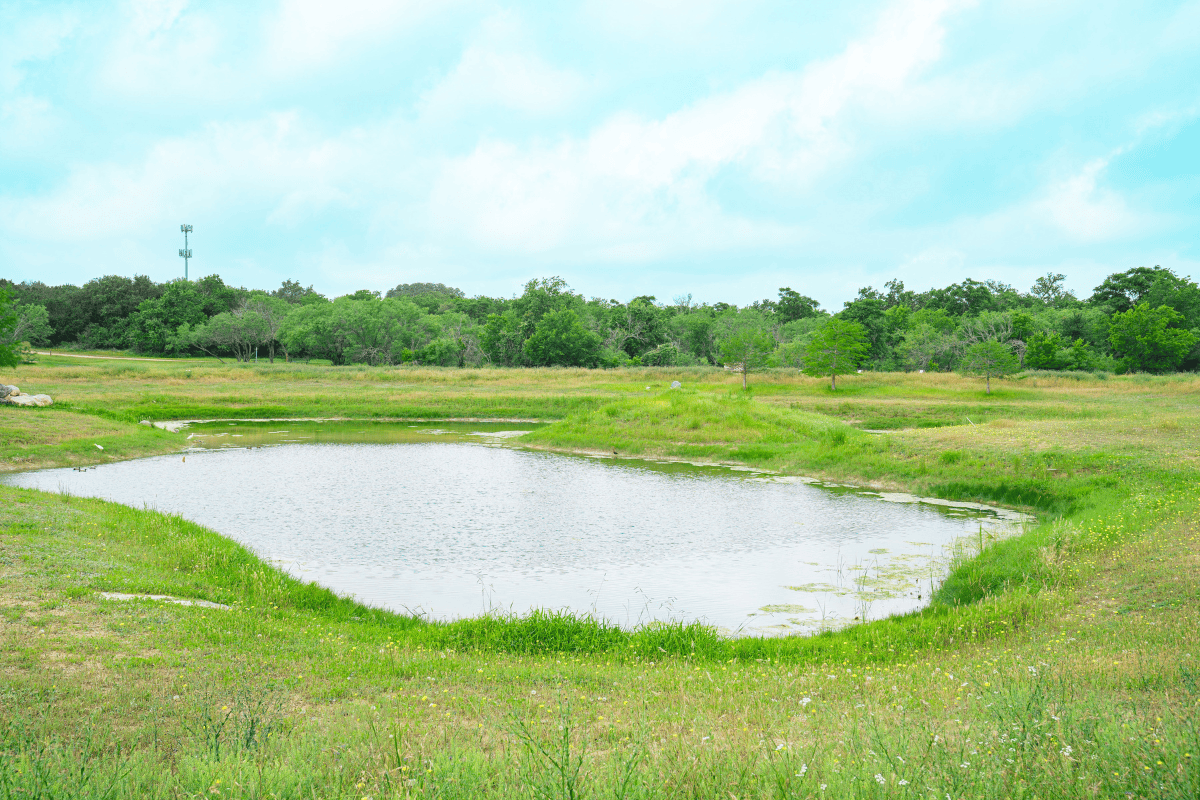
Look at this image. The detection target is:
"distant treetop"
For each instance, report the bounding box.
[273,279,326,305]
[386,282,465,299]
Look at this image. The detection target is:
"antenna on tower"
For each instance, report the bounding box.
[179,224,193,280]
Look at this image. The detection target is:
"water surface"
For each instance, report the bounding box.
[4,421,1020,634]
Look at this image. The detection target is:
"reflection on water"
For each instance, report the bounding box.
[3,421,1022,635]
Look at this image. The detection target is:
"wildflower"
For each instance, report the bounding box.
[899,779,909,786]
[800,697,812,706]
[797,764,807,776]
[875,774,885,785]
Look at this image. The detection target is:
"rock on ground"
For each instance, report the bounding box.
[1,386,53,407]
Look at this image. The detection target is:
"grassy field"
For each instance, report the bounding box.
[1,357,1198,798]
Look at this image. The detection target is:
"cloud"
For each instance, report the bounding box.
[418,12,587,121]
[428,0,971,254]
[1032,155,1144,242]
[0,6,79,93]
[264,0,450,74]
[0,112,401,241]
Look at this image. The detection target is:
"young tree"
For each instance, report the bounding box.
[803,318,869,390]
[715,309,776,388]
[959,340,1020,393]
[1107,302,1197,373]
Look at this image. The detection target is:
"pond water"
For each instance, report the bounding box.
[3,421,1024,635]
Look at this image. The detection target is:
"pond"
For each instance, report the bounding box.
[3,421,1025,635]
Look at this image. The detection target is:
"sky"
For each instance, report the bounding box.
[1,0,1198,308]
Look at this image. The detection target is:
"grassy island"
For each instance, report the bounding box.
[2,356,1198,798]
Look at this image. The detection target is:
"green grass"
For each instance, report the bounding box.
[2,362,1200,797]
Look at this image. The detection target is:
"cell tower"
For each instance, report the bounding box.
[179,224,193,280]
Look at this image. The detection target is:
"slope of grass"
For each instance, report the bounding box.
[2,363,1200,797]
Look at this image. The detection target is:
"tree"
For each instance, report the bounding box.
[775,287,821,323]
[0,287,22,368]
[523,309,601,367]
[840,292,891,367]
[194,274,245,316]
[126,280,208,353]
[1030,272,1075,306]
[959,341,1019,393]
[3,303,52,348]
[385,282,464,299]
[803,318,869,390]
[900,323,953,372]
[670,310,719,365]
[243,295,294,362]
[1024,331,1064,370]
[1107,303,1197,374]
[1089,266,1176,313]
[715,309,776,388]
[272,279,326,305]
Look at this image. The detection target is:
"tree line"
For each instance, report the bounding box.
[2,267,1198,380]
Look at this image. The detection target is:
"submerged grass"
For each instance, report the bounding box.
[2,361,1200,797]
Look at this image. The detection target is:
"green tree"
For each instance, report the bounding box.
[4,303,53,348]
[670,310,719,364]
[776,287,821,323]
[1024,331,1064,370]
[1107,303,1197,373]
[126,280,208,353]
[839,291,890,367]
[715,309,776,389]
[481,309,527,366]
[0,287,22,368]
[803,318,869,390]
[522,309,601,367]
[959,341,1020,393]
[1030,272,1075,306]
[900,323,953,372]
[1064,338,1093,371]
[272,279,327,305]
[385,282,465,299]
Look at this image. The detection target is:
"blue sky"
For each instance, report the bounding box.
[1,0,1198,308]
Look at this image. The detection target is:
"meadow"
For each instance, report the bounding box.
[1,355,1198,798]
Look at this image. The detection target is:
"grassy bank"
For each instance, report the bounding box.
[2,360,1199,797]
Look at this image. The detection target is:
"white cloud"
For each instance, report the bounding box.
[264,0,449,74]
[418,11,586,121]
[1032,155,1143,241]
[0,112,408,242]
[127,0,189,37]
[0,7,79,93]
[427,0,971,254]
[419,48,585,120]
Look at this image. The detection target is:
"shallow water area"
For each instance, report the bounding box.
[4,421,1021,635]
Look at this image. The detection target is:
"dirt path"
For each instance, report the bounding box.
[34,351,184,362]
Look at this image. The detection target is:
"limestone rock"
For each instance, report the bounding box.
[4,392,52,407]
[0,385,18,399]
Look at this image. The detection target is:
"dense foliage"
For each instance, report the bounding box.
[3,267,1199,373]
